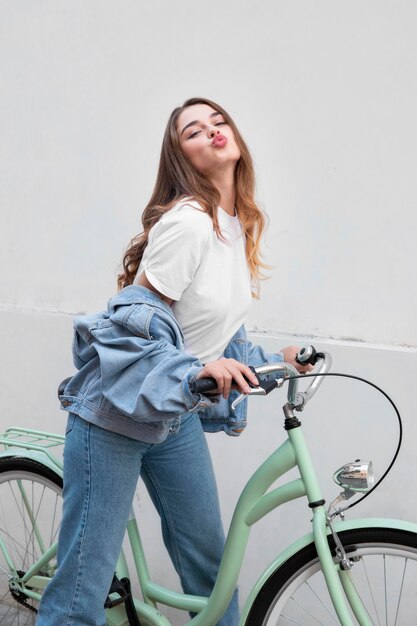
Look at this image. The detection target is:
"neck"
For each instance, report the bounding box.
[209,167,236,216]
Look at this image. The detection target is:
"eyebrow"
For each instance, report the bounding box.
[180,111,222,136]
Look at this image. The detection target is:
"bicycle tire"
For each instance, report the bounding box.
[244,527,417,625]
[0,456,63,625]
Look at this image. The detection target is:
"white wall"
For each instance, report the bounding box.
[1,0,416,346]
[1,1,417,622]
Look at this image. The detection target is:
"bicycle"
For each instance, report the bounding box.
[1,347,417,625]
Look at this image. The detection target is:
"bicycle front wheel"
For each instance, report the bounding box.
[0,457,63,625]
[245,527,417,625]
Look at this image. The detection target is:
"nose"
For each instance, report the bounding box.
[207,126,220,138]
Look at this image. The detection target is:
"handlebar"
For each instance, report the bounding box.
[190,346,332,412]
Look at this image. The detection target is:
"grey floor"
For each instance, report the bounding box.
[0,600,36,625]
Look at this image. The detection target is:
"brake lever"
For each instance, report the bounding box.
[231,378,282,411]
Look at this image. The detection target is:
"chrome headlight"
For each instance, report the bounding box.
[333,460,374,493]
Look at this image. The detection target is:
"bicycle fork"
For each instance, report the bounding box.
[312,507,374,626]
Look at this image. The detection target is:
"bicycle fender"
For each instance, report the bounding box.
[0,449,63,479]
[238,517,417,626]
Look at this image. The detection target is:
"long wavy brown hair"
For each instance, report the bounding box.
[118,97,268,296]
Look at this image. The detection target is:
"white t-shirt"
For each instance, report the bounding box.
[137,200,252,363]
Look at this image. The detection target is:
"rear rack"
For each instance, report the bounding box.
[0,427,65,473]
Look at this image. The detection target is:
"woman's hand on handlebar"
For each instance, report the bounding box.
[281,346,313,374]
[196,358,259,399]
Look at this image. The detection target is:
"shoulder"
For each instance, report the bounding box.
[153,199,212,241]
[165,199,211,224]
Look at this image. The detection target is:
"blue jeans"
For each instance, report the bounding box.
[36,413,238,626]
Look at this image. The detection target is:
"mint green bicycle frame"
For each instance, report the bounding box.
[1,357,417,626]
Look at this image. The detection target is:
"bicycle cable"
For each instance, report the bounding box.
[282,371,403,511]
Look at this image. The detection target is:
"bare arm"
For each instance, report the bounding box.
[135,271,174,306]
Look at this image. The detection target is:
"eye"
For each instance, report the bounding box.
[215,121,227,127]
[187,130,201,140]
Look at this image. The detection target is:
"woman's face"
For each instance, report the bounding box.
[177,103,241,176]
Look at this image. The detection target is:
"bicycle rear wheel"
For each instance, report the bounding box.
[0,457,62,625]
[245,527,417,625]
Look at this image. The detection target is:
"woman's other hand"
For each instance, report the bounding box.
[196,358,259,399]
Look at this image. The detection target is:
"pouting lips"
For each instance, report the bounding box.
[212,135,228,148]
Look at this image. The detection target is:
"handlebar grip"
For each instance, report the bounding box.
[190,377,218,394]
[190,367,261,395]
[57,376,72,399]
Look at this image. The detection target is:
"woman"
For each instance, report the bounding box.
[36,97,308,626]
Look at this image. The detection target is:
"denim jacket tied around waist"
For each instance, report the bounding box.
[59,285,283,443]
